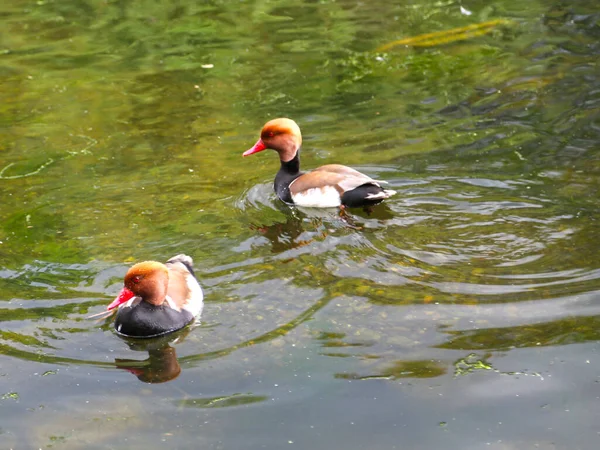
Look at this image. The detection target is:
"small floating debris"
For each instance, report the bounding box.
[87,309,116,320]
[460,5,472,16]
[1,392,19,400]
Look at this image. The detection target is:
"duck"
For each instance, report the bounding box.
[243,118,396,208]
[106,254,203,338]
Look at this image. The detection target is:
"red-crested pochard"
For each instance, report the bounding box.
[107,254,203,338]
[243,118,396,208]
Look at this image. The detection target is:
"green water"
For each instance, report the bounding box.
[1,0,599,448]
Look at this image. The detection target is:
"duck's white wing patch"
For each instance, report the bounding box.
[182,275,204,317]
[291,185,342,208]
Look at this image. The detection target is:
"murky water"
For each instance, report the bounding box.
[1,0,599,448]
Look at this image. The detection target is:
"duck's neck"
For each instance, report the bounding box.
[275,152,302,204]
[143,294,166,306]
[280,152,300,174]
[141,283,167,306]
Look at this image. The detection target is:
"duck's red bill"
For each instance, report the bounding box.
[243,139,267,156]
[107,287,135,310]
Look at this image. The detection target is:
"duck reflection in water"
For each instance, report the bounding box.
[250,213,318,254]
[114,329,190,384]
[250,204,395,253]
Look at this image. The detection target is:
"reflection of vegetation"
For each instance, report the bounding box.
[0,330,54,349]
[48,435,67,445]
[316,331,372,348]
[0,302,98,322]
[0,343,114,367]
[180,294,333,366]
[316,330,380,359]
[453,352,493,376]
[177,393,268,409]
[335,359,446,380]
[438,316,600,351]
[376,19,513,51]
[1,392,20,400]
[453,353,544,380]
[0,135,96,180]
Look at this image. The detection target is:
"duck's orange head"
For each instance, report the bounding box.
[107,261,169,310]
[243,118,302,162]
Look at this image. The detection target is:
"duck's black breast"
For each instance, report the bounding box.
[274,153,302,204]
[114,300,194,338]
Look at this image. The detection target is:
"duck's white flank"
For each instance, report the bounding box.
[292,186,342,208]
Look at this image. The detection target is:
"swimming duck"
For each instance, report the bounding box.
[243,118,396,208]
[107,254,203,338]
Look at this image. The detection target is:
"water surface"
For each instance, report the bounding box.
[1,0,599,448]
